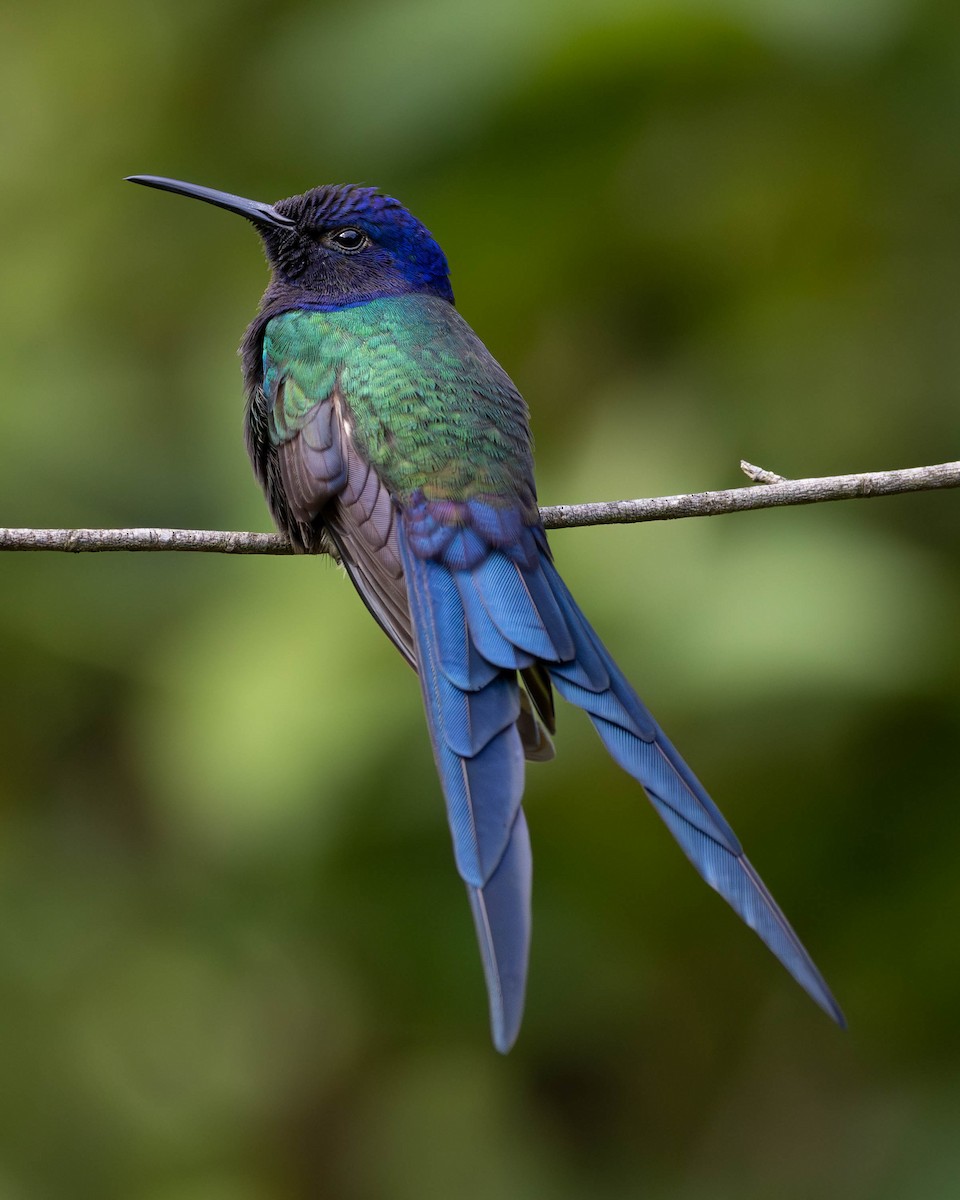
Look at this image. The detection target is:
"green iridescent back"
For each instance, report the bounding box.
[263,294,536,505]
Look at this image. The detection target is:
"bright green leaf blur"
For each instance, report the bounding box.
[2,1,960,1196]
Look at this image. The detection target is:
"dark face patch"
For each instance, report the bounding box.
[260,185,453,306]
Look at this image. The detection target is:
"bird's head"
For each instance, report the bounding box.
[126,176,454,307]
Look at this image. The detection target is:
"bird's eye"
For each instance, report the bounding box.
[326,227,369,253]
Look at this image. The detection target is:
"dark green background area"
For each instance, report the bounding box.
[2,1,960,1196]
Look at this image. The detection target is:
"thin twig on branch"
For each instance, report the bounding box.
[0,459,957,554]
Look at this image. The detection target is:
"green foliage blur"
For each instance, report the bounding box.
[2,1,960,1195]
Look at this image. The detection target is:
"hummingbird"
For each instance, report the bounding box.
[127,174,844,1052]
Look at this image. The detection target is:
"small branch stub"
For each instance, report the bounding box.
[740,460,788,485]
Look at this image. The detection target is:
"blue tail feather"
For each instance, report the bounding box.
[456,571,537,671]
[590,716,742,853]
[424,562,502,691]
[434,669,520,759]
[544,596,612,694]
[471,553,573,661]
[432,726,525,884]
[467,809,532,1054]
[552,676,652,740]
[540,564,844,1027]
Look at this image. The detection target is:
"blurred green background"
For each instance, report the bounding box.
[2,0,960,1196]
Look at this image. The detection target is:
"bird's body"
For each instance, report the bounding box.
[129,175,844,1051]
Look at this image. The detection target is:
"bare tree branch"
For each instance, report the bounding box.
[1,459,958,554]
[0,526,294,555]
[537,459,960,530]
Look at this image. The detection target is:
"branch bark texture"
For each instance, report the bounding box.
[1,460,957,555]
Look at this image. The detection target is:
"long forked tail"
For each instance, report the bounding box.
[540,555,845,1028]
[399,502,843,1052]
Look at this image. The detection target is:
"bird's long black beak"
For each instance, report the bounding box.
[125,175,295,229]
